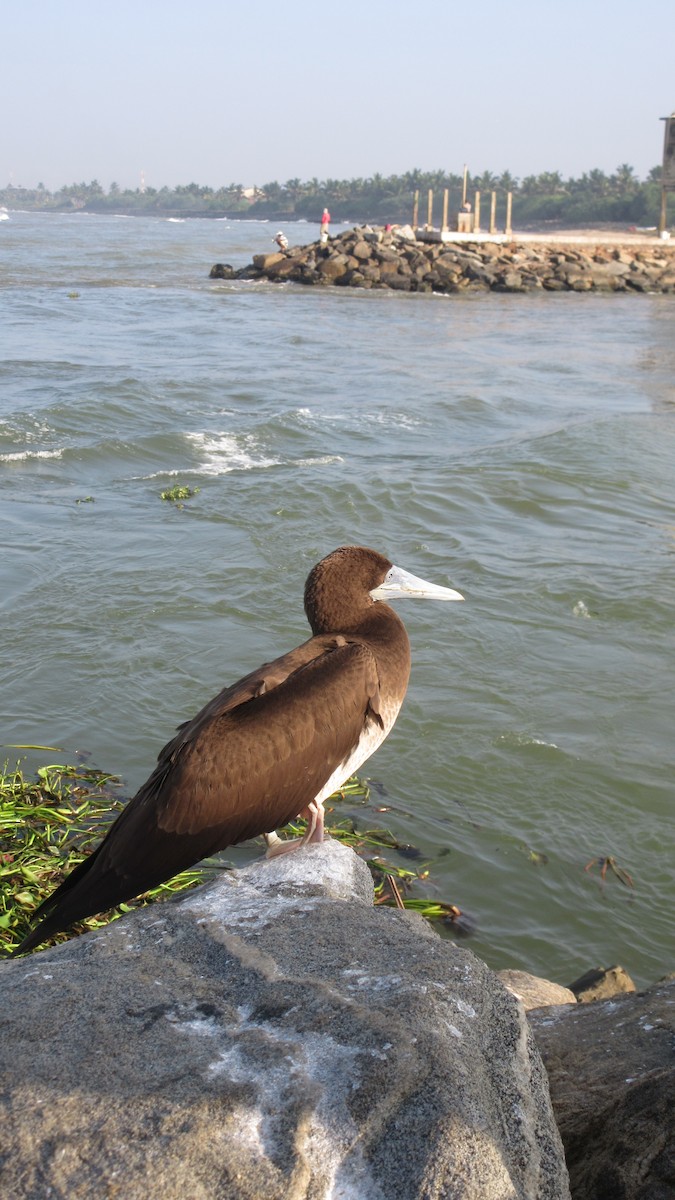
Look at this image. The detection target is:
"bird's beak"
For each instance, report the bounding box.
[370,564,464,603]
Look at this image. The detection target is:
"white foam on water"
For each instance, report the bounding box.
[292,455,344,468]
[496,731,560,751]
[369,410,422,430]
[186,431,280,475]
[0,448,64,463]
[292,406,421,431]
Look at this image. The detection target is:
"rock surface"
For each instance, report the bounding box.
[212,227,675,294]
[498,969,577,1012]
[567,963,637,1003]
[0,841,569,1200]
[529,981,675,1200]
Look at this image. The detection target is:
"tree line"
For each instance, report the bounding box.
[1,165,669,226]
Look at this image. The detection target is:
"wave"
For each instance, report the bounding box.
[0,448,64,463]
[185,431,279,475]
[292,455,344,467]
[495,731,560,751]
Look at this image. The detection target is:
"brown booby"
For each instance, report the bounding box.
[15,546,463,954]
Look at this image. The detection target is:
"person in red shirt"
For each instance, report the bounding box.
[320,207,331,244]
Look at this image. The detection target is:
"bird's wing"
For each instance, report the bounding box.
[127,635,383,846]
[158,632,350,760]
[25,637,382,943]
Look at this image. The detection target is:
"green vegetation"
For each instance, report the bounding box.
[0,759,465,955]
[160,484,200,504]
[0,760,210,953]
[2,165,672,227]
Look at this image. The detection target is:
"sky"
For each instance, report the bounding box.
[3,0,674,192]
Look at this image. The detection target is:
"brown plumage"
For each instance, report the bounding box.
[15,546,463,954]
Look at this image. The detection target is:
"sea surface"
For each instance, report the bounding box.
[2,209,674,987]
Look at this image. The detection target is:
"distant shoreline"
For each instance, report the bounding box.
[3,206,669,240]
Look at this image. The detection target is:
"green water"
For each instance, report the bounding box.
[2,211,674,985]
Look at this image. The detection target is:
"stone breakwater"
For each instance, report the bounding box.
[211,226,675,293]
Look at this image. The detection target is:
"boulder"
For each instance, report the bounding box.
[351,240,372,260]
[568,275,594,291]
[529,980,675,1200]
[433,259,462,285]
[520,273,544,290]
[266,257,303,280]
[377,258,401,277]
[252,252,286,271]
[494,271,524,291]
[499,970,577,1011]
[625,272,653,292]
[317,257,348,280]
[568,963,637,1003]
[346,272,372,289]
[436,252,462,269]
[0,841,569,1200]
[383,273,412,291]
[583,262,629,289]
[392,224,416,241]
[371,246,401,264]
[209,262,235,279]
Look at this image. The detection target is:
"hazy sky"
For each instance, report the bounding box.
[3,0,674,191]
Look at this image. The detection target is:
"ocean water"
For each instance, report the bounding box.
[1,210,674,987]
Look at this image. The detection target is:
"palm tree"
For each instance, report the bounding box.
[498,170,519,193]
[283,178,304,204]
[612,164,638,196]
[520,175,539,196]
[403,168,424,190]
[474,170,498,192]
[537,171,565,193]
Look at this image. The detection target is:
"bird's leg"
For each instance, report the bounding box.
[263,800,325,858]
[302,798,325,844]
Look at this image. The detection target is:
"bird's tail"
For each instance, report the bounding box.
[12,845,113,955]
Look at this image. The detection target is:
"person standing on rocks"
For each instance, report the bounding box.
[320,207,331,245]
[273,231,289,251]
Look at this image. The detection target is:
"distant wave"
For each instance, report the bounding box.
[292,455,344,467]
[0,448,64,462]
[495,731,560,751]
[293,405,421,430]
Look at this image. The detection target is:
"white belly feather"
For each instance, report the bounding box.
[313,692,404,806]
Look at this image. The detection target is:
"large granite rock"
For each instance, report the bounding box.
[0,841,569,1200]
[529,981,675,1200]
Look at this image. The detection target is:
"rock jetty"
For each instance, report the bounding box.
[211,226,675,294]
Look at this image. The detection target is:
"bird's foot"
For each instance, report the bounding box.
[263,801,325,858]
